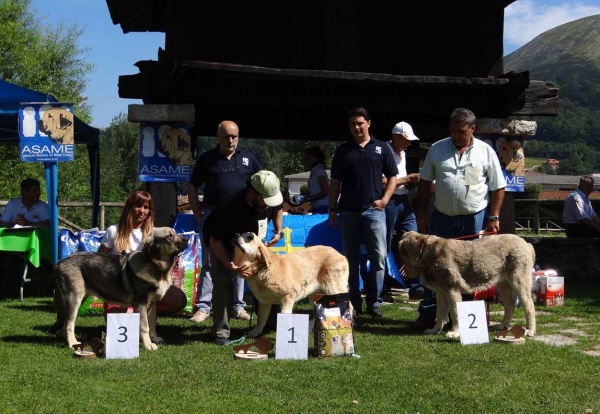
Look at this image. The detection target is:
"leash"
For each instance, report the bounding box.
[229,294,258,346]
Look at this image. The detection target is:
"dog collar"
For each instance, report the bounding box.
[418,236,429,261]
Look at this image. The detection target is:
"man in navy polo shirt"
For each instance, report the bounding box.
[188,120,264,324]
[328,107,398,318]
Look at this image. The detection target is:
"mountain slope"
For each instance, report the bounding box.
[504,14,600,175]
[505,14,600,106]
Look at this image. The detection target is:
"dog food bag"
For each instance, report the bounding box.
[314,293,355,358]
[536,276,564,306]
[59,228,79,260]
[77,296,104,316]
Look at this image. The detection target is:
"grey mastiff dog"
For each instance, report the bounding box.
[52,227,188,351]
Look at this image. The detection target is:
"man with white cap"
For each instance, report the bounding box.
[382,122,420,290]
[201,170,284,345]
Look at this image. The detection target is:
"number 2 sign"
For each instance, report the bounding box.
[275,313,309,360]
[457,300,490,345]
[106,313,140,359]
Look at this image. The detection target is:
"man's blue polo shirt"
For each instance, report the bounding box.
[331,136,398,211]
[189,145,262,206]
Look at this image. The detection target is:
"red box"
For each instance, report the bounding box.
[536,276,565,306]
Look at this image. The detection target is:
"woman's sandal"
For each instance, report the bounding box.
[72,338,105,359]
[494,325,526,345]
[232,336,274,360]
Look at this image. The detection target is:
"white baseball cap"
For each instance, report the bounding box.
[250,170,283,207]
[391,121,419,141]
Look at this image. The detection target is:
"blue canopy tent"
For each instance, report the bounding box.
[0,79,101,264]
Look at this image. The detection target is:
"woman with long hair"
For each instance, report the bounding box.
[99,191,187,321]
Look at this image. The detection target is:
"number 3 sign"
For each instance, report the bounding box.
[275,313,309,360]
[106,313,140,359]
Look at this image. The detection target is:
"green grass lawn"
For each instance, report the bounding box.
[525,157,546,170]
[1,284,599,414]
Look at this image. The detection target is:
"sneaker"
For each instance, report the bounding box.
[367,307,383,319]
[215,337,230,346]
[189,310,210,324]
[232,308,251,320]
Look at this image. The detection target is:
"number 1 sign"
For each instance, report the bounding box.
[275,313,309,360]
[106,313,140,359]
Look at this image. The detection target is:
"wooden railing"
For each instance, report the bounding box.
[0,201,125,232]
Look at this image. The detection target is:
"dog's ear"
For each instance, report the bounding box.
[142,232,156,259]
[59,112,73,129]
[257,241,273,269]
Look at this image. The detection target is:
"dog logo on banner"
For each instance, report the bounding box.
[19,102,75,162]
[138,122,192,183]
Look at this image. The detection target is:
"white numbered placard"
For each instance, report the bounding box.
[106,313,140,359]
[457,300,489,345]
[275,313,309,360]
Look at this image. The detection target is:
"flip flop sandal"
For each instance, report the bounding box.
[494,325,526,345]
[232,336,274,361]
[72,338,105,359]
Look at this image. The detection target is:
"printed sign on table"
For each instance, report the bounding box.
[138,122,192,182]
[19,102,75,162]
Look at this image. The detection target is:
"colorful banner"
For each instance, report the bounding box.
[138,122,192,182]
[19,102,75,162]
[480,134,525,193]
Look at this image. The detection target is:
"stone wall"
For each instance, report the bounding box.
[522,237,600,280]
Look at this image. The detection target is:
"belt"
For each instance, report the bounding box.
[391,194,409,199]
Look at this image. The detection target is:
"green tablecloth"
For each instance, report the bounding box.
[0,227,53,267]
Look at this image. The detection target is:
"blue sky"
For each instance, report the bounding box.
[31,0,600,130]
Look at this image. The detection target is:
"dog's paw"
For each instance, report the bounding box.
[151,335,164,344]
[143,342,158,351]
[424,327,442,335]
[445,330,460,339]
[246,328,262,338]
[525,330,535,337]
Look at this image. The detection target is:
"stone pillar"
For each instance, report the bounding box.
[128,104,195,227]
[475,119,537,235]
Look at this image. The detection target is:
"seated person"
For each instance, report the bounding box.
[0,178,50,228]
[563,175,600,238]
[0,178,51,298]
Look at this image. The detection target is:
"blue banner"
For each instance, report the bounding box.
[138,122,192,182]
[479,134,525,193]
[19,102,75,162]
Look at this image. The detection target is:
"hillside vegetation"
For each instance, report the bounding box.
[505,14,600,175]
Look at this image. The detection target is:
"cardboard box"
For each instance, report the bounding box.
[536,276,565,306]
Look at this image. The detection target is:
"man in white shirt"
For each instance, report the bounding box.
[0,178,50,228]
[383,122,420,289]
[412,108,506,327]
[563,175,600,237]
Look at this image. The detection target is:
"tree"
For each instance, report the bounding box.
[99,113,144,226]
[0,0,96,227]
[0,0,94,122]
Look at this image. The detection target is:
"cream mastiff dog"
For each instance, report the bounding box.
[52,227,189,351]
[231,232,350,337]
[38,107,75,144]
[399,231,536,339]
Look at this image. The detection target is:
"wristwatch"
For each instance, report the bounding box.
[273,230,284,238]
[488,215,500,222]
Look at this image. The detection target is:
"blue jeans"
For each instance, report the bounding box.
[339,208,387,311]
[385,194,417,279]
[428,209,487,239]
[195,207,246,313]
